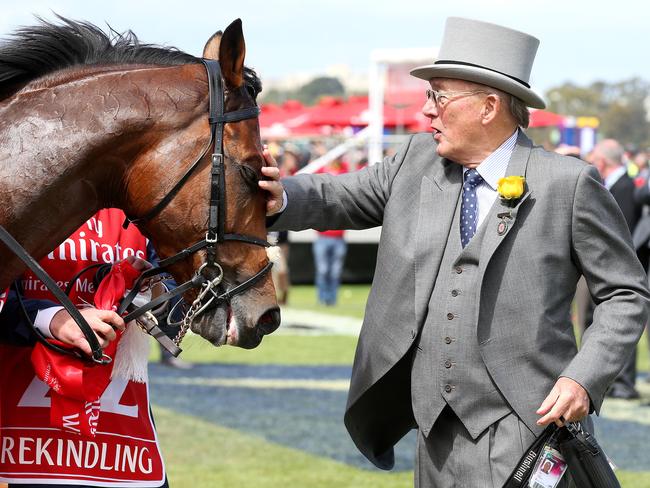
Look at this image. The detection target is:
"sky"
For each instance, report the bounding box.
[1,0,648,99]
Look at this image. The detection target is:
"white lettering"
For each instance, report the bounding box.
[56,438,63,466]
[76,277,95,293]
[83,441,99,468]
[99,442,113,470]
[59,238,77,261]
[66,439,82,467]
[62,413,81,434]
[91,239,100,261]
[138,447,153,474]
[1,436,156,475]
[123,445,137,473]
[78,235,88,260]
[35,437,54,465]
[101,244,114,262]
[1,436,15,464]
[18,437,34,464]
[114,443,121,472]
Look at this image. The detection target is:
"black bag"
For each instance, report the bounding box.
[557,421,621,488]
[503,421,620,488]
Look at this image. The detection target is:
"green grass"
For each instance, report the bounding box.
[154,405,650,488]
[152,333,359,365]
[617,472,650,488]
[286,284,371,319]
[154,405,411,488]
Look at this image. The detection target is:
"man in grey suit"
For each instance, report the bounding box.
[260,17,650,487]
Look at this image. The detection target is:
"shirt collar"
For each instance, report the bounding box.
[604,165,627,190]
[464,130,518,190]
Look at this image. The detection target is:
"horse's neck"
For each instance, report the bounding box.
[0,65,206,288]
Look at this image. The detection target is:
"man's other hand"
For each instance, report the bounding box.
[535,376,590,426]
[259,147,285,216]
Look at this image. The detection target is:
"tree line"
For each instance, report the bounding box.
[545,78,650,149]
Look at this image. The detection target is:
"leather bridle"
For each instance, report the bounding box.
[1,59,273,362]
[117,59,273,353]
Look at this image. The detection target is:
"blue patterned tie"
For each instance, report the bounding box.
[460,169,483,248]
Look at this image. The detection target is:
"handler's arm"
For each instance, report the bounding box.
[261,137,415,232]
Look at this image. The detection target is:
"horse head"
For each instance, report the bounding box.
[123,20,280,349]
[0,18,280,350]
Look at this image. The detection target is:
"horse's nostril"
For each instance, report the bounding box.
[257,307,281,335]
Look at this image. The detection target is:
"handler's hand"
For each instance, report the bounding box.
[536,377,589,426]
[259,147,285,216]
[50,308,125,357]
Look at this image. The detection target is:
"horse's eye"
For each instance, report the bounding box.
[238,164,259,191]
[246,86,257,101]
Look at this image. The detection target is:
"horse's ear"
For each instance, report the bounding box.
[202,31,222,60]
[218,19,245,88]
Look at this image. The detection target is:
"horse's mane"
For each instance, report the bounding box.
[0,16,261,98]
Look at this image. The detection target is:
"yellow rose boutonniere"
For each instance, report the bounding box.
[497,176,526,203]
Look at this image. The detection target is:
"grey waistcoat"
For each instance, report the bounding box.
[411,189,510,439]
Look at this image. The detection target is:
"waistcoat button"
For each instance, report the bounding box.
[447,313,454,320]
[444,384,453,393]
[444,360,452,368]
[451,289,459,297]
[445,336,452,344]
[455,266,463,274]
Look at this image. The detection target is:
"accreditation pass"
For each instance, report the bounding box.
[527,444,567,488]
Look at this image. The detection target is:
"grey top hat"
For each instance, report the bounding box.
[410,17,546,109]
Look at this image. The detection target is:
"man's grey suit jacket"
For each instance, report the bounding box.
[270,132,650,469]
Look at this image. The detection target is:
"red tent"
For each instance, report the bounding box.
[529,109,565,128]
[260,98,565,137]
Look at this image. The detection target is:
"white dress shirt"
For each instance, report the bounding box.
[604,165,627,190]
[463,130,518,228]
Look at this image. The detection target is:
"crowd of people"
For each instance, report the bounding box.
[561,141,650,400]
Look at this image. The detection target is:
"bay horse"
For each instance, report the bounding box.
[0,17,280,350]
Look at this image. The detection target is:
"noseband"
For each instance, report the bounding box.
[118,59,273,353]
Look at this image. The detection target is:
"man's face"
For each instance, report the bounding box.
[422,78,489,166]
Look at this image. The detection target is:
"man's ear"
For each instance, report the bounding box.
[481,93,500,124]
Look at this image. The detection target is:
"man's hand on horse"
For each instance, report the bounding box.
[50,308,125,356]
[260,147,285,216]
[535,376,590,426]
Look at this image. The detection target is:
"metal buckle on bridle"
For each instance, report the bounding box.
[205,230,218,244]
[197,262,223,281]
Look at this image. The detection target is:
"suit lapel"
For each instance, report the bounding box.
[476,131,533,285]
[414,159,462,327]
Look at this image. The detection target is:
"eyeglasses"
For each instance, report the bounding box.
[425,89,488,107]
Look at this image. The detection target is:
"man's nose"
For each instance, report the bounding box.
[422,99,438,118]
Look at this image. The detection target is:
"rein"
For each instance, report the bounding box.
[0,59,272,361]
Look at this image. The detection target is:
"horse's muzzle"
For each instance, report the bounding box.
[191,303,281,349]
[256,307,281,336]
